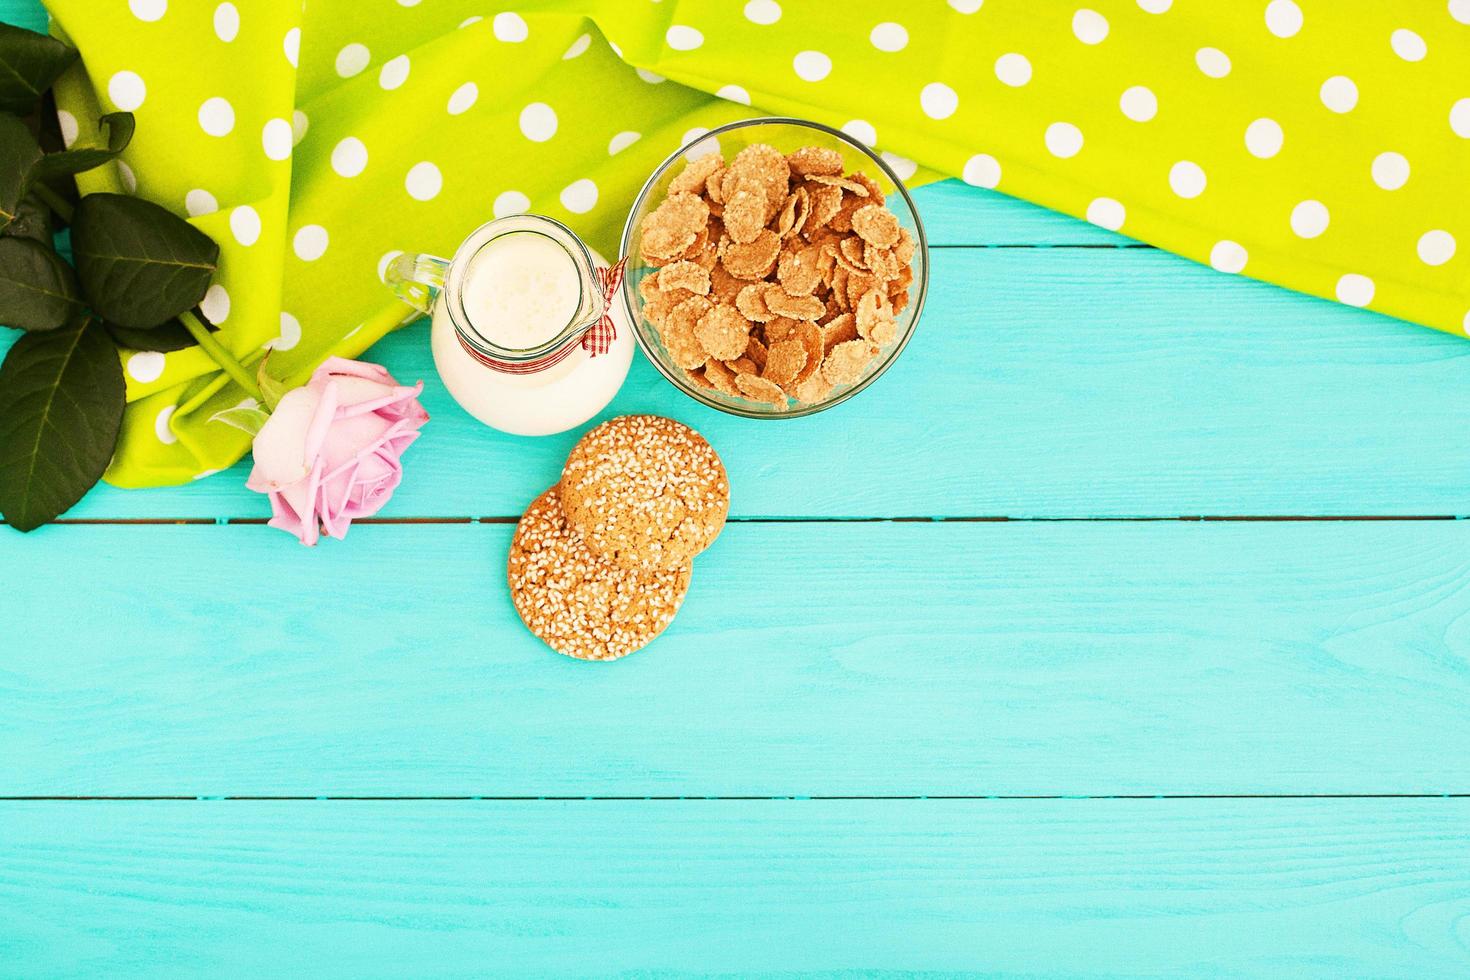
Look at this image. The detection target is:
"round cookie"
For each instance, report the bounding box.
[560,415,729,571]
[508,486,692,661]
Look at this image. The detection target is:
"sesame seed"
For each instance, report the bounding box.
[508,485,693,662]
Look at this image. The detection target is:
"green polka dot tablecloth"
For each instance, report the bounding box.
[41,0,1470,487]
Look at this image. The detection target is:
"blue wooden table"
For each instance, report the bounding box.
[4,4,1470,975]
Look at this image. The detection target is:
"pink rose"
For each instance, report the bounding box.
[246,357,429,546]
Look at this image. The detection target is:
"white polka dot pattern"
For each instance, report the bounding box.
[1265,1,1303,39]
[494,191,531,218]
[293,225,329,261]
[519,103,558,142]
[405,162,442,201]
[1290,200,1329,238]
[127,350,165,383]
[842,120,877,146]
[1120,86,1157,122]
[261,118,293,160]
[336,44,371,78]
[89,0,1470,481]
[962,154,1001,188]
[1072,10,1108,45]
[198,97,234,137]
[1209,240,1248,274]
[331,137,368,177]
[1320,76,1358,113]
[185,189,217,217]
[715,84,751,105]
[1195,48,1231,79]
[213,3,238,42]
[1086,197,1125,231]
[793,51,831,81]
[56,109,77,147]
[994,53,1031,87]
[229,205,260,246]
[560,178,598,214]
[1244,118,1283,159]
[1169,161,1206,199]
[744,1,781,25]
[108,71,146,111]
[1045,122,1083,158]
[200,283,230,323]
[920,82,958,120]
[1371,152,1410,190]
[379,55,410,90]
[447,83,478,115]
[870,23,908,52]
[608,131,641,154]
[493,12,528,43]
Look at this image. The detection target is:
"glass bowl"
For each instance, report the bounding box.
[618,117,929,419]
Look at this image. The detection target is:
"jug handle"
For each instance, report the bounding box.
[385,252,450,315]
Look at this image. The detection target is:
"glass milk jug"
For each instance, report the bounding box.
[386,214,633,436]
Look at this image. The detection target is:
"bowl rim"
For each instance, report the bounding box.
[618,115,929,420]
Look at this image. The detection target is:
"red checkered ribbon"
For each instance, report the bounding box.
[581,257,626,356]
[456,257,626,376]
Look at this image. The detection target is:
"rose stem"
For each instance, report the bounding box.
[181,309,264,402]
[31,182,74,223]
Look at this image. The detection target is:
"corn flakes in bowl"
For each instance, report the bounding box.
[619,117,928,418]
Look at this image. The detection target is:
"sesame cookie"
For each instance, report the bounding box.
[508,486,692,662]
[559,415,729,571]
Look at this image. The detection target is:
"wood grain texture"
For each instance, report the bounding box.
[0,0,42,30]
[916,178,1136,245]
[13,245,1463,521]
[2,799,1468,976]
[5,521,1469,797]
[7,2,1469,973]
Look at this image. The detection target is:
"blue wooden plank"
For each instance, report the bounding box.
[0,0,44,31]
[24,245,1467,521]
[2,799,1467,976]
[919,177,1137,246]
[5,521,1468,796]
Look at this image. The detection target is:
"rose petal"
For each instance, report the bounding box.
[301,379,341,468]
[336,383,425,420]
[247,386,321,490]
[315,414,410,527]
[265,488,306,539]
[387,385,429,426]
[341,453,403,521]
[249,357,428,545]
[319,412,395,476]
[312,356,394,387]
[316,465,356,527]
[317,494,353,540]
[317,374,394,407]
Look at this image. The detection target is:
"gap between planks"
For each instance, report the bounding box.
[5,794,1469,802]
[23,514,1466,526]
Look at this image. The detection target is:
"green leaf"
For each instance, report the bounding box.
[0,235,80,330]
[34,111,134,181]
[256,352,290,411]
[70,193,219,329]
[107,317,201,353]
[0,113,44,232]
[4,191,53,242]
[0,318,124,531]
[208,404,270,437]
[0,23,77,116]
